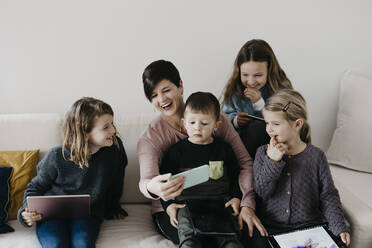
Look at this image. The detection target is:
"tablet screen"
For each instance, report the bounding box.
[271,226,339,248]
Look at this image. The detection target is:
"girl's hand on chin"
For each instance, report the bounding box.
[267,137,287,162]
[244,88,261,103]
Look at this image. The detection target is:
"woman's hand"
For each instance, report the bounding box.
[237,112,252,127]
[225,198,241,216]
[244,88,261,103]
[21,208,42,226]
[146,173,185,201]
[238,206,268,237]
[267,136,287,162]
[340,232,351,246]
[166,203,185,228]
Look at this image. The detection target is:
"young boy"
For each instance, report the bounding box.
[160,92,244,248]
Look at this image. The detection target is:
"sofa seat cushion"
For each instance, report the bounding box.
[0,204,176,248]
[330,164,372,248]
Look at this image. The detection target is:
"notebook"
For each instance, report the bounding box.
[268,224,342,248]
[27,194,90,220]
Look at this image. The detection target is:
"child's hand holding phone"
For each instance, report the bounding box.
[267,136,288,162]
[237,112,252,127]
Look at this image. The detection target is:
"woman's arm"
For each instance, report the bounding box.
[216,112,255,208]
[137,134,185,201]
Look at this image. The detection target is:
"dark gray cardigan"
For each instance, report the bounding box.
[17,137,127,227]
[253,144,349,236]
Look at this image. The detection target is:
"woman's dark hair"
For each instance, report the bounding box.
[185,92,220,121]
[142,60,181,101]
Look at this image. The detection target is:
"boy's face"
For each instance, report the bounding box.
[182,108,219,145]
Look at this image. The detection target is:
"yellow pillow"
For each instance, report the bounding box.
[0,150,39,219]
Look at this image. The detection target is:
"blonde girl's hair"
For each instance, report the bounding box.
[221,39,293,107]
[62,97,118,167]
[264,89,311,144]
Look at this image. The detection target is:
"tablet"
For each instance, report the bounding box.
[169,164,209,189]
[27,194,90,220]
[268,225,342,248]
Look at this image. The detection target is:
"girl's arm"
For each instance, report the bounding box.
[222,96,242,128]
[17,148,59,227]
[104,137,128,219]
[318,152,350,236]
[253,146,286,200]
[216,112,254,209]
[158,147,179,211]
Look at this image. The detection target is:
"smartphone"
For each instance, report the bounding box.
[168,164,209,189]
[245,114,265,122]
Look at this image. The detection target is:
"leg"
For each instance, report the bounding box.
[177,207,202,248]
[36,220,70,248]
[240,224,270,248]
[70,217,101,248]
[241,120,270,159]
[152,211,180,244]
[215,235,244,248]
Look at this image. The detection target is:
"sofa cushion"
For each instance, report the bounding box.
[0,150,39,219]
[0,166,14,233]
[327,70,372,173]
[330,164,372,248]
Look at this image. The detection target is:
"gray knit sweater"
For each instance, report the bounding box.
[17,137,127,227]
[253,144,349,236]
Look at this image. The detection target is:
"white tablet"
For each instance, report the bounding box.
[27,194,90,220]
[169,164,209,189]
[268,225,341,248]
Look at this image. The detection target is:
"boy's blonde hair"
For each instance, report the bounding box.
[264,89,311,144]
[62,97,118,167]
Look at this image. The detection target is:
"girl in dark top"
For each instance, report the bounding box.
[251,89,350,247]
[221,39,293,159]
[17,97,128,248]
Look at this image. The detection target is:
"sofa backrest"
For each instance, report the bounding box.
[0,113,157,204]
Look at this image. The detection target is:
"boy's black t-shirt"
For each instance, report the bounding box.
[160,137,242,211]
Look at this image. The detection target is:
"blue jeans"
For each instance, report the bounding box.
[36,217,101,248]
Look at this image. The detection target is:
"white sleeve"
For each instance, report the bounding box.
[253,98,265,111]
[233,115,239,128]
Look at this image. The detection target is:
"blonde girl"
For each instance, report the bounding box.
[221,39,293,158]
[17,97,128,248]
[251,89,350,248]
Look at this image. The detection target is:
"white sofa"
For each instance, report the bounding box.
[1,72,372,247]
[0,113,176,248]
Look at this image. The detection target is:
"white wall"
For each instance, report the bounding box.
[1,0,371,150]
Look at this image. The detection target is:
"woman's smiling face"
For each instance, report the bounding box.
[150,79,184,117]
